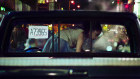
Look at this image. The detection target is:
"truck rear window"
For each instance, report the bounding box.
[8,21,131,53]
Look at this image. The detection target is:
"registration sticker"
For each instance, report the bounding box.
[29,26,48,39]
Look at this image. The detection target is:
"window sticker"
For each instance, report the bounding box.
[29,26,48,39]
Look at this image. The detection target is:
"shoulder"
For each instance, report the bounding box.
[78,32,84,39]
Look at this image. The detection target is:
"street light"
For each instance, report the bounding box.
[72,9,76,11]
[46,0,49,3]
[71,0,75,4]
[77,5,80,9]
[55,0,57,2]
[69,0,75,10]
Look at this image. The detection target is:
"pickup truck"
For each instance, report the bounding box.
[0,11,140,79]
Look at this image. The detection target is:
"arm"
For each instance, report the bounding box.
[76,32,84,52]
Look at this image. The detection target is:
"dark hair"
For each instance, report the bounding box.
[10,27,26,48]
[83,22,102,37]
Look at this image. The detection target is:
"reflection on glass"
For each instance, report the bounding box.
[93,24,130,52]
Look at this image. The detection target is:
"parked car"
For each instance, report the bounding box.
[0,11,140,79]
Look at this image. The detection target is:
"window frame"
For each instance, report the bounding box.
[1,12,140,57]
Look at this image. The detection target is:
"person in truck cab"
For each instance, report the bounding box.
[42,26,83,52]
[9,26,27,52]
[76,22,102,52]
[43,22,102,52]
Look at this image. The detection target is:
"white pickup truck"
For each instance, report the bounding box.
[0,11,140,79]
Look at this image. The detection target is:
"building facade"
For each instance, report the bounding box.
[133,0,140,18]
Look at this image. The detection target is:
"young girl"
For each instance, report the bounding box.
[76,23,102,52]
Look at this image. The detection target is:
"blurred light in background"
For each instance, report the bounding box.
[128,0,133,4]
[125,4,129,8]
[88,0,92,2]
[72,24,75,26]
[0,6,5,11]
[106,46,112,51]
[46,0,49,3]
[61,7,64,10]
[112,1,115,4]
[77,5,80,9]
[71,0,75,4]
[72,9,76,11]
[55,0,57,2]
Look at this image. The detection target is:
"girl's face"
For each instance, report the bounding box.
[90,30,101,39]
[13,27,18,32]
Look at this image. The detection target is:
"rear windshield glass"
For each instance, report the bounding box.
[8,21,130,53]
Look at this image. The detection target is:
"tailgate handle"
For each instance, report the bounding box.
[69,69,88,76]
